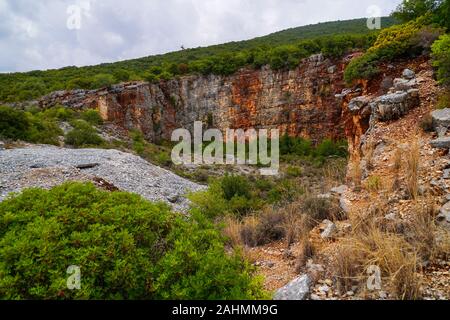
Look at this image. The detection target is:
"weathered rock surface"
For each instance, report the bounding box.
[39,54,350,144]
[402,68,416,80]
[430,137,450,149]
[432,108,450,135]
[273,274,312,300]
[320,220,338,240]
[0,146,204,212]
[331,185,348,196]
[371,89,420,122]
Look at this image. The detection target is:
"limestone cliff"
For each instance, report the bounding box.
[40,53,355,143]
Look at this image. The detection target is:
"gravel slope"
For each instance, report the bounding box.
[0,145,205,212]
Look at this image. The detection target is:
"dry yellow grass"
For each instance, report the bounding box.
[332,225,422,300]
[406,139,420,200]
[393,146,403,172]
[349,157,362,189]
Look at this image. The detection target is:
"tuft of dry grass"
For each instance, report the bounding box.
[406,140,420,200]
[364,140,376,172]
[321,158,348,191]
[393,147,403,172]
[332,225,422,300]
[295,236,315,272]
[349,157,362,190]
[366,175,382,192]
[404,199,438,262]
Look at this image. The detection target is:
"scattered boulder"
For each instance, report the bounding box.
[339,197,351,214]
[437,202,450,229]
[308,53,324,66]
[402,68,416,80]
[273,275,312,300]
[393,78,416,91]
[430,137,450,149]
[331,185,348,196]
[321,220,338,240]
[327,65,337,74]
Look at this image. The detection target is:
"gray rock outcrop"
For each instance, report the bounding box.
[273,274,312,300]
[0,146,204,212]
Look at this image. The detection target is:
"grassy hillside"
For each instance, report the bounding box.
[0,17,397,103]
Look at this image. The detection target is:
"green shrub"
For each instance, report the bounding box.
[220,175,251,201]
[0,106,30,140]
[65,120,104,148]
[42,106,75,121]
[0,183,266,300]
[393,0,439,23]
[189,176,264,218]
[26,113,63,145]
[314,139,348,158]
[81,109,104,125]
[436,92,450,109]
[91,74,116,88]
[432,34,450,87]
[286,166,302,177]
[344,17,433,84]
[0,106,62,144]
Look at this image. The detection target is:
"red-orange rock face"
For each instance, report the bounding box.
[40,53,352,144]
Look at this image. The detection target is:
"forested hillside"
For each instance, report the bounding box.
[0,17,397,103]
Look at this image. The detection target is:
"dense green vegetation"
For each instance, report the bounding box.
[432,34,450,86]
[189,138,348,219]
[0,18,397,103]
[0,182,266,299]
[393,0,450,30]
[0,105,104,147]
[0,106,63,145]
[345,0,450,84]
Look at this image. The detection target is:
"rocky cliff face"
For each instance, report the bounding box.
[40,53,354,143]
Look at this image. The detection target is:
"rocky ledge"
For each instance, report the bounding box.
[0,146,205,212]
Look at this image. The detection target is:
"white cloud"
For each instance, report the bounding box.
[0,0,402,72]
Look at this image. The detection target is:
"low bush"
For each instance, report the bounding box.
[344,16,440,84]
[65,120,104,148]
[81,109,104,126]
[435,92,450,109]
[279,134,348,160]
[0,106,31,140]
[0,182,267,300]
[301,196,340,222]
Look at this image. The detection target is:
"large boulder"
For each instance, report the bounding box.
[402,68,416,80]
[273,275,312,300]
[320,220,338,240]
[432,108,450,135]
[372,89,420,122]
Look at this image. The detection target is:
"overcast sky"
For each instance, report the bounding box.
[0,0,402,73]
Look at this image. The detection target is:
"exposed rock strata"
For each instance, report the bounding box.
[40,54,352,144]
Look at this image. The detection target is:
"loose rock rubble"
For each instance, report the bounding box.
[0,145,205,212]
